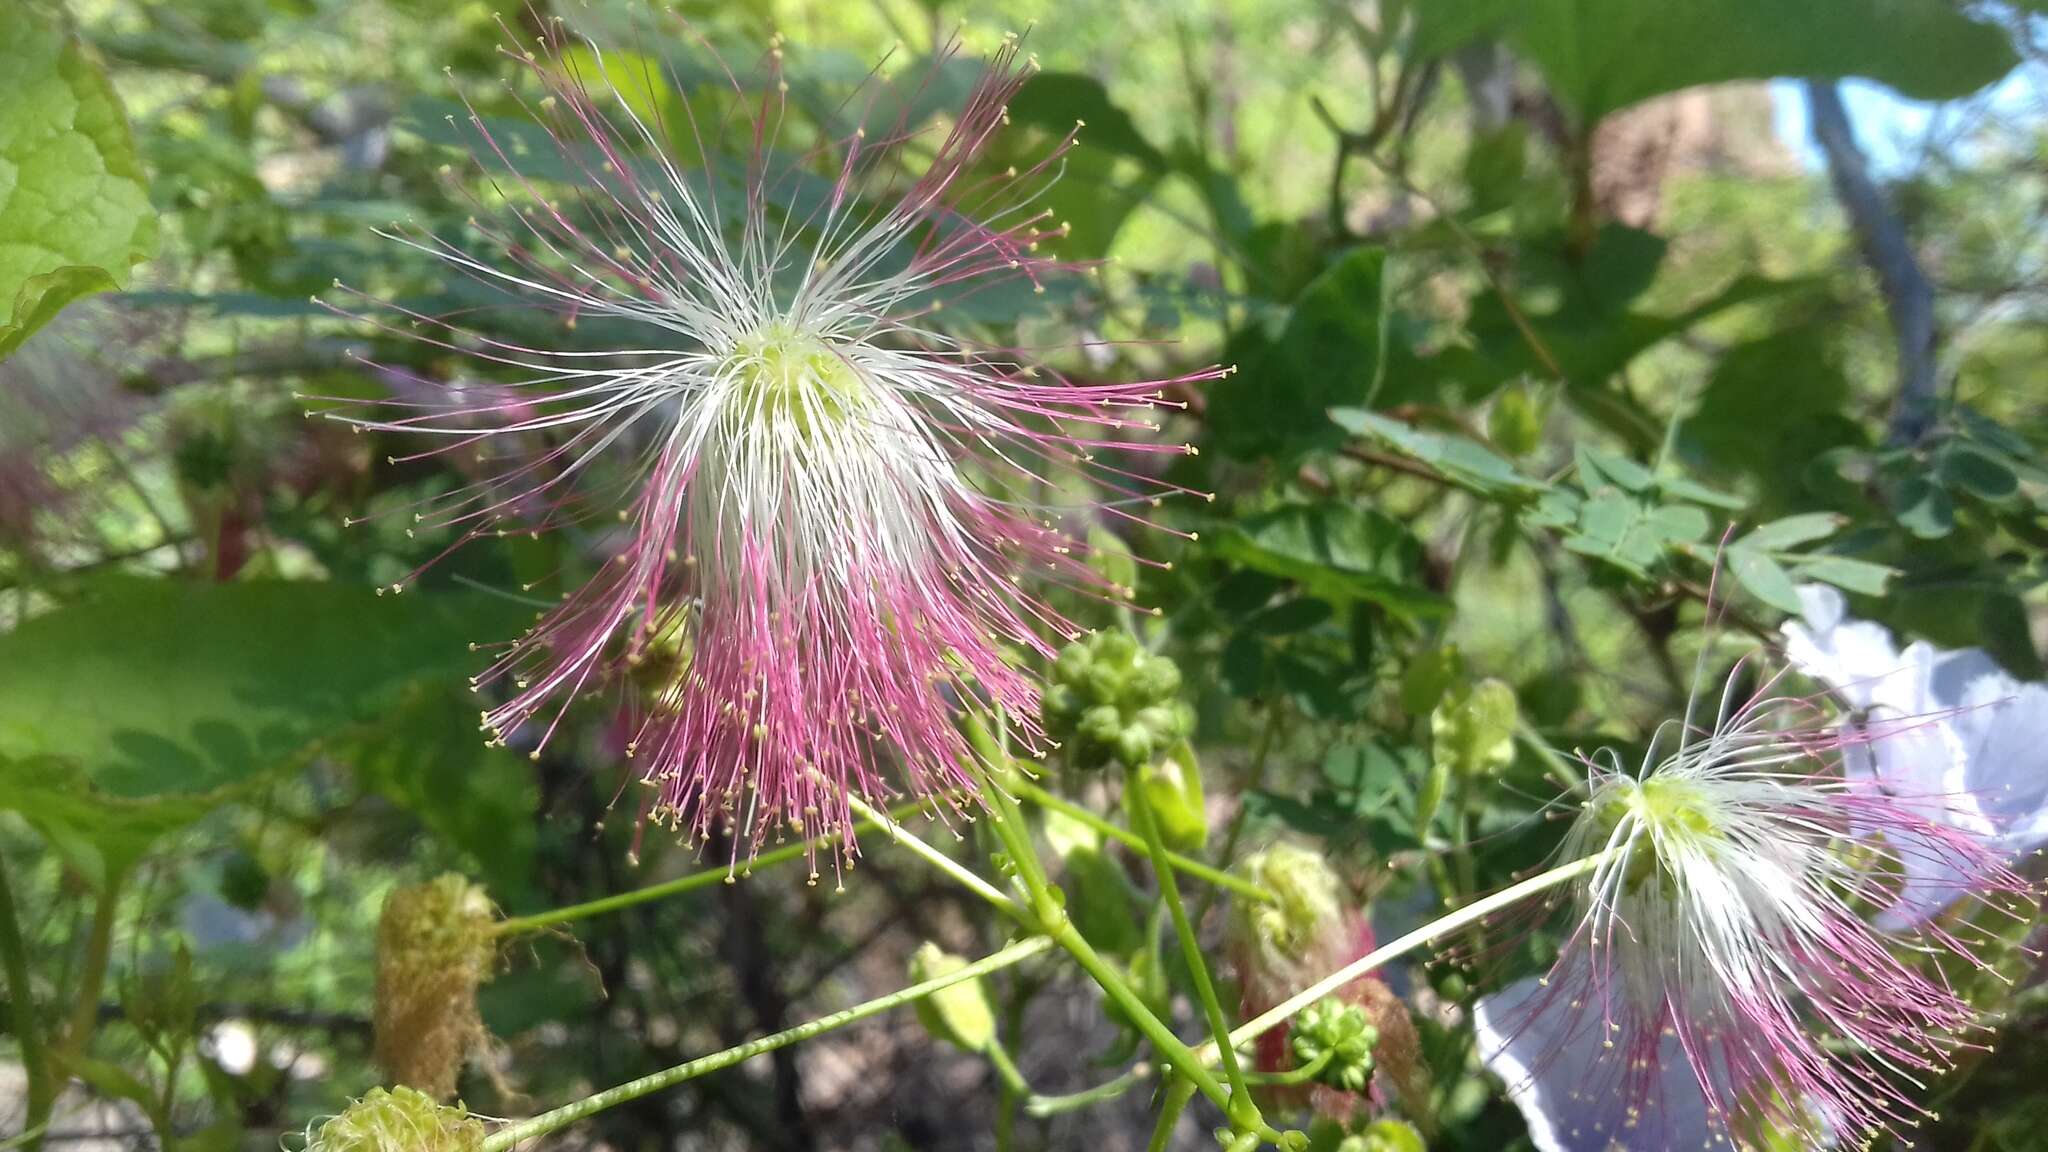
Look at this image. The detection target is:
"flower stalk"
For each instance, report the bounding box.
[478,935,1054,1152]
[1203,848,1616,1066]
[492,798,930,937]
[1125,760,1261,1129]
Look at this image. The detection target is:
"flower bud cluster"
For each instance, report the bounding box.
[1290,998,1378,1095]
[1041,630,1192,771]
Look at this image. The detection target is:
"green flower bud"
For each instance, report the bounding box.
[1041,630,1192,771]
[1041,682,1079,721]
[1431,677,1519,781]
[1125,742,1208,852]
[1078,704,1126,747]
[1115,725,1156,770]
[1289,998,1378,1096]
[374,874,497,1100]
[304,1087,486,1152]
[1229,844,1346,977]
[1055,642,1094,686]
[908,942,997,1054]
[1339,1119,1426,1152]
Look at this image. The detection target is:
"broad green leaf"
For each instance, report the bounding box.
[1690,331,1864,513]
[0,579,522,799]
[1727,547,1805,614]
[1212,249,1389,461]
[1415,0,2016,122]
[345,683,540,901]
[0,754,213,886]
[1738,513,1844,552]
[0,8,158,356]
[1007,72,1166,171]
[1212,503,1446,619]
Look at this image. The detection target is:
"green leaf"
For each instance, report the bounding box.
[1576,445,1655,492]
[1939,442,2021,505]
[1330,408,1547,498]
[1644,503,1711,545]
[1737,512,1844,553]
[0,8,158,356]
[1795,555,1895,596]
[0,579,522,799]
[0,753,214,885]
[1463,123,1528,215]
[1892,476,1956,539]
[345,683,540,901]
[1416,0,2016,122]
[1212,503,1446,619]
[1431,678,1520,781]
[1211,249,1389,461]
[1008,72,1166,171]
[1727,547,1805,614]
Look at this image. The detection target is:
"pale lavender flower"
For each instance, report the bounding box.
[1783,583,2048,928]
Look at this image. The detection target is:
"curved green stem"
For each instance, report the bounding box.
[492,798,930,936]
[0,854,52,1151]
[478,935,1053,1152]
[1024,1066,1146,1117]
[1241,1049,1332,1087]
[1125,762,1259,1128]
[1010,779,1275,905]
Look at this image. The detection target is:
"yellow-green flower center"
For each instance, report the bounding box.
[725,324,867,438]
[1595,776,1720,895]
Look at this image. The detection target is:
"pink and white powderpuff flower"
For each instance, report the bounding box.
[1783,583,2048,929]
[317,18,1224,868]
[1482,656,2032,1150]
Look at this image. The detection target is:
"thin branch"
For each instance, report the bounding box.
[1804,80,1939,444]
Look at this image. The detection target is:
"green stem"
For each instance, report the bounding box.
[1024,1067,1146,1117]
[1010,779,1275,905]
[1193,707,1283,928]
[1145,1076,1197,1152]
[478,935,1054,1152]
[0,854,53,1150]
[987,1039,1027,1152]
[1241,1049,1333,1087]
[61,869,123,1063]
[1125,763,1258,1127]
[492,799,930,936]
[842,793,1020,915]
[1517,720,1588,798]
[1195,848,1617,1066]
[971,771,1234,1112]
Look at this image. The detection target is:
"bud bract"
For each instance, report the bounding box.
[304,1087,485,1152]
[908,942,997,1054]
[373,874,496,1099]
